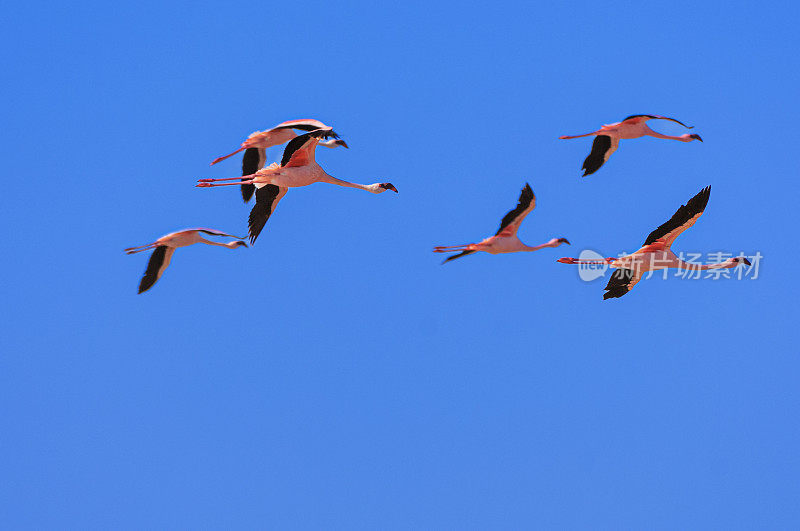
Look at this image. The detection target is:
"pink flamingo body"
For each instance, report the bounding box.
[433,183,570,263]
[560,114,703,176]
[557,187,751,299]
[125,228,247,293]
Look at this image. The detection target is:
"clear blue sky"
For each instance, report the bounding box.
[3,1,798,528]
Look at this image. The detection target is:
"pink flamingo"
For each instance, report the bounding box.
[210,119,348,202]
[198,128,397,244]
[433,183,570,263]
[125,228,247,293]
[557,186,751,299]
[560,114,703,176]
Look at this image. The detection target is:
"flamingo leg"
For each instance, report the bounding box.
[433,245,465,250]
[433,243,478,253]
[210,147,246,166]
[558,131,599,139]
[196,180,256,188]
[125,244,157,254]
[198,174,259,183]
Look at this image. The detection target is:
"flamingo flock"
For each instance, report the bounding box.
[127,113,750,299]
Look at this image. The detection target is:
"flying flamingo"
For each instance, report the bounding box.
[198,128,397,244]
[559,114,703,176]
[210,119,348,202]
[433,183,570,263]
[125,228,247,294]
[557,186,751,299]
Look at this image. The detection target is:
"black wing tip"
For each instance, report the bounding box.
[624,114,693,128]
[603,287,628,300]
[137,246,167,294]
[247,212,263,245]
[495,183,535,235]
[602,269,634,300]
[247,185,283,244]
[241,183,255,202]
[643,185,713,246]
[688,186,712,212]
[517,182,534,203]
[581,135,611,176]
[247,202,265,244]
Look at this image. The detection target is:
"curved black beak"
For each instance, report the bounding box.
[742,257,751,266]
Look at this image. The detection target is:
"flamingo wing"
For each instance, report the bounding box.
[603,268,642,300]
[642,186,711,249]
[582,135,619,176]
[280,128,340,168]
[241,147,267,202]
[495,183,536,236]
[622,114,693,129]
[195,228,246,239]
[271,119,331,132]
[247,184,288,244]
[138,246,175,294]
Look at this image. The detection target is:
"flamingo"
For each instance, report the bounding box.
[433,183,570,263]
[560,114,703,176]
[557,186,751,299]
[125,228,247,293]
[210,119,349,202]
[197,128,397,244]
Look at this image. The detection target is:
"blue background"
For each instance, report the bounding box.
[3,1,798,528]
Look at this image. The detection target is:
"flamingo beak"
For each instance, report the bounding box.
[741,257,751,266]
[381,183,398,193]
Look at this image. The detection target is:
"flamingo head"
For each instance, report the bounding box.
[227,240,248,249]
[556,237,571,245]
[730,256,751,266]
[686,133,703,142]
[333,139,349,148]
[370,182,398,194]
